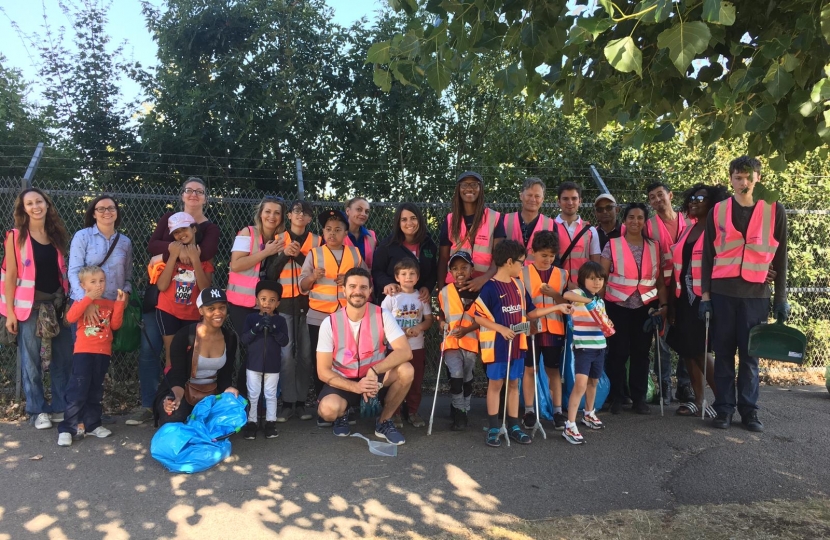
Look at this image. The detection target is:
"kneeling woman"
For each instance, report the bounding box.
[155,288,238,426]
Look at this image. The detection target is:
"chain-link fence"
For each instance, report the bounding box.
[1,173,828,406]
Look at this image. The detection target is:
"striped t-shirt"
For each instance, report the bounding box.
[569,288,607,349]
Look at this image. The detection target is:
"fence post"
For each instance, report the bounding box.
[295,157,305,200]
[22,142,45,190]
[589,164,611,195]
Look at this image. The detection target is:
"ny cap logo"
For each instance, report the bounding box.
[210,289,221,298]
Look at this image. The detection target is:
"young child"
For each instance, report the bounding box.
[57,266,126,446]
[475,240,573,447]
[561,261,610,445]
[437,251,480,431]
[156,212,214,369]
[519,230,569,430]
[298,209,366,424]
[241,280,289,440]
[381,259,433,428]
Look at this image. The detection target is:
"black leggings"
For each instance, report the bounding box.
[605,302,655,404]
[308,323,322,398]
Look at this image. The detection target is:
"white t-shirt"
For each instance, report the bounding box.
[380,291,432,350]
[555,215,601,255]
[317,308,405,353]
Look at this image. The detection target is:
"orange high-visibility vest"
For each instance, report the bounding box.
[503,212,556,265]
[646,213,691,285]
[712,198,778,284]
[329,304,386,378]
[438,284,478,353]
[605,237,659,304]
[0,229,68,321]
[672,226,704,298]
[521,264,568,336]
[445,208,500,282]
[309,246,362,313]
[279,231,321,299]
[557,217,593,283]
[476,278,528,364]
[343,229,377,269]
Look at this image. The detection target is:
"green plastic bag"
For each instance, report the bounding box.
[113,294,141,353]
[625,359,655,402]
[825,366,830,396]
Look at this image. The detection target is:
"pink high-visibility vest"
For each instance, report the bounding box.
[445,208,500,283]
[604,237,659,304]
[712,198,778,283]
[329,304,386,379]
[503,212,555,265]
[344,230,377,269]
[671,226,704,298]
[557,217,593,284]
[0,229,68,321]
[646,213,691,285]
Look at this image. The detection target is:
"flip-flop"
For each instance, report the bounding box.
[676,402,699,416]
[703,405,717,419]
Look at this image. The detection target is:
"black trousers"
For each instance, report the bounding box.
[308,323,323,398]
[605,302,655,404]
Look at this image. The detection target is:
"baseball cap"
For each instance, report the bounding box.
[168,212,196,234]
[318,209,349,228]
[594,193,617,206]
[255,279,283,298]
[456,171,483,185]
[196,287,227,308]
[447,250,474,270]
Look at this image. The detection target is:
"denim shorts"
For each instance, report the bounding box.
[574,348,605,379]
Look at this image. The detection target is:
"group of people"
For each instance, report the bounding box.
[0,154,788,450]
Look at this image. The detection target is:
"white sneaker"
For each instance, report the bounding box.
[57,433,72,447]
[87,426,112,438]
[34,413,52,430]
[50,412,64,422]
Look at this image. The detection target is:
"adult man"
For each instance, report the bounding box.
[700,156,788,432]
[594,193,622,250]
[503,177,557,264]
[316,268,414,444]
[646,182,693,405]
[555,182,601,282]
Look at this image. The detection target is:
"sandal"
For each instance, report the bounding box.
[676,402,700,416]
[486,427,501,447]
[508,425,532,445]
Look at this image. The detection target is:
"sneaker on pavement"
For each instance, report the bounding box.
[741,411,764,432]
[407,412,426,428]
[100,414,116,425]
[34,413,52,430]
[486,427,501,447]
[391,413,404,429]
[508,425,532,445]
[332,414,351,437]
[712,412,732,429]
[50,412,64,423]
[522,410,537,429]
[553,412,567,431]
[633,401,651,415]
[87,426,112,438]
[57,432,72,447]
[263,421,279,439]
[375,418,405,445]
[296,406,313,421]
[242,421,258,440]
[347,407,357,426]
[582,411,605,430]
[450,407,468,431]
[610,400,623,415]
[276,407,294,423]
[125,408,153,426]
[562,425,585,445]
[317,415,333,428]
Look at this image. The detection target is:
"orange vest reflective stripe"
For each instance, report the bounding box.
[309,246,362,313]
[0,229,68,321]
[279,231,321,299]
[646,213,691,284]
[503,212,555,265]
[329,304,386,378]
[445,208,500,282]
[605,237,659,304]
[712,198,779,284]
[438,284,478,353]
[520,264,568,336]
[476,278,528,364]
[557,217,593,283]
[672,226,704,298]
[226,226,263,308]
[343,229,377,269]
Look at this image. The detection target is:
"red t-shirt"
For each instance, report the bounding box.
[66,296,125,355]
[157,260,214,321]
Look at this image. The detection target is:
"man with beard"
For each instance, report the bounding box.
[315,268,414,445]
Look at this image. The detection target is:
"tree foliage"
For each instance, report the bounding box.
[372,0,830,167]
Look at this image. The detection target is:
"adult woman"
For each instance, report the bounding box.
[68,195,133,331]
[155,288,238,426]
[2,188,72,430]
[227,196,287,334]
[668,185,727,418]
[436,171,505,291]
[343,197,378,269]
[601,203,668,415]
[128,177,220,426]
[372,202,438,305]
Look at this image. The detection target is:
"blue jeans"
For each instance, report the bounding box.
[58,353,110,435]
[19,313,73,415]
[137,311,163,408]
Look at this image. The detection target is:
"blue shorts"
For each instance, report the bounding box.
[574,348,605,379]
[486,357,525,381]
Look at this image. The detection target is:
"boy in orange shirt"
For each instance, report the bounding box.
[58,266,126,446]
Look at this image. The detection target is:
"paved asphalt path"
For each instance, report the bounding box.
[1,385,828,539]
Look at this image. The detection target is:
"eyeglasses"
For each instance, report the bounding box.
[291,208,312,216]
[689,195,709,203]
[183,188,206,196]
[595,205,617,213]
[515,258,526,265]
[95,206,117,214]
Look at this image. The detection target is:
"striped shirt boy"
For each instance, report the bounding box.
[569,288,607,349]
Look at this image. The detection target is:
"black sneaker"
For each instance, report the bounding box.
[741,411,764,432]
[262,421,279,439]
[633,401,651,415]
[553,412,567,431]
[676,384,696,403]
[522,410,536,429]
[316,415,333,428]
[242,421,258,440]
[333,414,351,437]
[712,412,733,429]
[450,406,468,431]
[610,400,623,415]
[347,407,357,426]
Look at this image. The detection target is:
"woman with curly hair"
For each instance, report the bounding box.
[1,188,73,430]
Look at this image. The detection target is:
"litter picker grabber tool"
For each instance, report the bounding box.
[427,329,448,436]
[499,337,514,447]
[702,311,710,421]
[529,333,547,440]
[654,324,664,417]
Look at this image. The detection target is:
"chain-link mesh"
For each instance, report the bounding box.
[1,174,827,404]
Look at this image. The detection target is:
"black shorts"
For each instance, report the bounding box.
[317,372,388,409]
[156,309,199,337]
[533,343,564,370]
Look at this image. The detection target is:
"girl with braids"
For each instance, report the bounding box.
[437,171,506,292]
[2,188,73,430]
